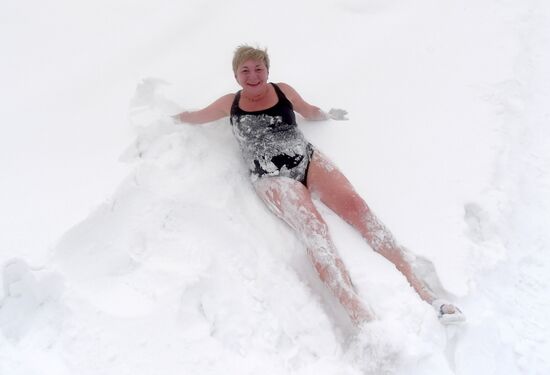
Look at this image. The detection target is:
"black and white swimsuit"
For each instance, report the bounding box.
[230,83,314,185]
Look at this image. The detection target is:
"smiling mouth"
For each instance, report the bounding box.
[247,82,261,87]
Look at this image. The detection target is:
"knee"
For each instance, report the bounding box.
[307,246,334,277]
[335,192,369,222]
[302,215,330,241]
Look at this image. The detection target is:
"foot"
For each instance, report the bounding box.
[431,299,466,325]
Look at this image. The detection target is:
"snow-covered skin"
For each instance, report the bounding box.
[1,0,549,374]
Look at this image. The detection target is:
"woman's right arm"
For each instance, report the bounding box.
[173,93,235,124]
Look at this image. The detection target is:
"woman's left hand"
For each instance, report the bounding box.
[327,108,348,120]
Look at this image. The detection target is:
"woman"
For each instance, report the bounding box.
[173,45,464,326]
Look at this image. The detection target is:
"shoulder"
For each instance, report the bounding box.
[213,93,237,113]
[275,82,295,95]
[275,82,310,106]
[218,92,237,104]
[274,82,301,102]
[274,82,321,119]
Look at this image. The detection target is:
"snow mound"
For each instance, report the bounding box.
[0,84,458,374]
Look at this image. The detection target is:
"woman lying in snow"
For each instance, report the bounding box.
[173,45,465,326]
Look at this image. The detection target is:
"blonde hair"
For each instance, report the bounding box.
[232,45,270,74]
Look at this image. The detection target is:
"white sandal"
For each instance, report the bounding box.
[431,299,466,325]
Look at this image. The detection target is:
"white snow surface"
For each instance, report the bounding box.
[1,0,549,374]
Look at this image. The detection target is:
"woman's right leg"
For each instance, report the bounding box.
[254,176,375,325]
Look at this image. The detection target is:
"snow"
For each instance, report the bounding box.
[1,0,549,374]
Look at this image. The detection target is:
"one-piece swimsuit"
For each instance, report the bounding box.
[230,83,314,185]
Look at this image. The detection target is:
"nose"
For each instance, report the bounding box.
[247,73,261,83]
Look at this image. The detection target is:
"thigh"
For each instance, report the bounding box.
[306,151,367,218]
[253,176,324,226]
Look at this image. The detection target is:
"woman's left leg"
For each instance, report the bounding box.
[306,151,439,304]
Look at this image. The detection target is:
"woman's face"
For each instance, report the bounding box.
[235,59,269,93]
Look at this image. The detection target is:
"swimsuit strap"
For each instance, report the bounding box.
[271,83,289,104]
[230,90,241,118]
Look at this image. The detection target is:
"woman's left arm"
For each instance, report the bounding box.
[277,82,348,121]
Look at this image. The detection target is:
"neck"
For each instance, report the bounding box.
[242,84,269,102]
